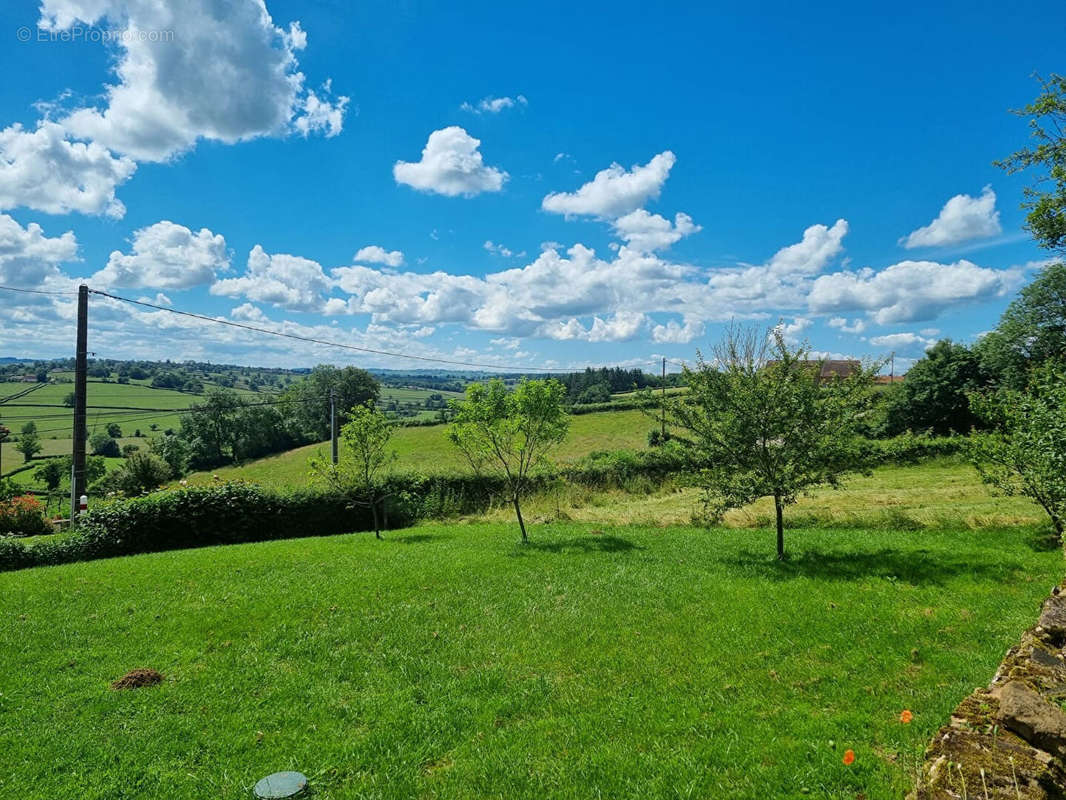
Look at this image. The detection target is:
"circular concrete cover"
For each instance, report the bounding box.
[254,771,308,799]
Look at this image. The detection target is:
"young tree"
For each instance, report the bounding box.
[309,403,395,540]
[89,432,121,458]
[665,326,876,560]
[883,339,989,435]
[448,378,569,542]
[969,364,1066,543]
[16,422,41,463]
[997,73,1066,253]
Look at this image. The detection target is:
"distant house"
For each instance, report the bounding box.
[874,375,905,385]
[766,359,862,383]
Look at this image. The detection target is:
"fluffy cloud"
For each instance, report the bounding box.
[543,311,646,342]
[41,0,347,162]
[827,317,867,334]
[0,1,344,219]
[211,244,331,311]
[542,151,676,218]
[0,214,78,286]
[868,332,937,352]
[393,127,507,197]
[231,302,267,322]
[651,317,704,344]
[461,95,527,114]
[777,317,812,344]
[611,210,700,253]
[901,186,1001,249]
[808,259,1019,324]
[92,221,229,289]
[0,122,136,217]
[353,245,404,267]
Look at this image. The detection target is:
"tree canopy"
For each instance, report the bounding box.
[448,378,569,542]
[664,326,876,559]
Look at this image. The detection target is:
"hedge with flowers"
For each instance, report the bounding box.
[0,490,52,537]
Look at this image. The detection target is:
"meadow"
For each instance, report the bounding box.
[187,409,654,485]
[0,522,1058,800]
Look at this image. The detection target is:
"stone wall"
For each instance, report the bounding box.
[912,585,1066,799]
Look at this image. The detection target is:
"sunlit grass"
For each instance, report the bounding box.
[0,522,1058,799]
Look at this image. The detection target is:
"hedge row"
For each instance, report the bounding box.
[0,434,968,572]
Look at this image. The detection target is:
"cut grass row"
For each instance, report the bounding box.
[0,522,1057,799]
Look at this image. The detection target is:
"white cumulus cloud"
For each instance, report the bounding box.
[211,244,331,312]
[611,210,700,253]
[42,0,348,162]
[809,259,1020,324]
[0,214,79,286]
[542,151,676,219]
[901,186,1002,249]
[92,221,229,289]
[0,122,136,218]
[393,126,507,197]
[353,245,404,267]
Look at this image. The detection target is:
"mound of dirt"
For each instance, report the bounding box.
[111,668,164,690]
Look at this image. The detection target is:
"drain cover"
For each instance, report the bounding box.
[254,771,308,799]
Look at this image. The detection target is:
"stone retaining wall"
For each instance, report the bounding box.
[912,584,1066,798]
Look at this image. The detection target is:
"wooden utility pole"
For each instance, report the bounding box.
[330,388,338,465]
[660,357,667,438]
[71,284,88,519]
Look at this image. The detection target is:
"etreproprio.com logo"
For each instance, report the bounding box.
[16,25,175,43]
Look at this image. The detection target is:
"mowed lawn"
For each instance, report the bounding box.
[0,522,1060,799]
[188,409,654,485]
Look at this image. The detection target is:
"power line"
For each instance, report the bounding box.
[90,289,568,373]
[0,285,74,297]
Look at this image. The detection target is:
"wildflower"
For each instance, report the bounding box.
[180,479,188,486]
[842,749,855,765]
[900,709,913,724]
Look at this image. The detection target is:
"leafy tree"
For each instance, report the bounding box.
[33,459,65,491]
[62,392,75,408]
[149,434,191,477]
[178,389,244,467]
[664,326,876,560]
[997,73,1066,252]
[310,404,396,540]
[106,422,123,438]
[448,378,569,542]
[89,432,121,458]
[976,261,1066,388]
[16,422,41,462]
[969,364,1066,542]
[98,452,172,495]
[883,340,989,435]
[283,365,380,442]
[575,383,611,404]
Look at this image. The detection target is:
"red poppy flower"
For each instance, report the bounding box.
[842,749,855,765]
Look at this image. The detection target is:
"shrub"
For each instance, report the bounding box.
[0,495,52,536]
[90,433,121,458]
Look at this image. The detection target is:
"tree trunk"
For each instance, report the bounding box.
[774,492,785,560]
[371,498,382,540]
[512,494,528,543]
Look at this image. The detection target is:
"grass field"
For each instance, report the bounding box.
[480,458,1046,532]
[0,522,1058,799]
[187,409,654,486]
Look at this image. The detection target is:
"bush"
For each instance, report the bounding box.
[90,433,121,457]
[0,495,52,536]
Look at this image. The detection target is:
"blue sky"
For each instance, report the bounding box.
[0,0,1062,373]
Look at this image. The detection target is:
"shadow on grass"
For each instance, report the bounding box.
[511,534,640,556]
[726,548,1029,586]
[388,533,454,545]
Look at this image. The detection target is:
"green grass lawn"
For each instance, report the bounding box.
[187,409,654,486]
[0,522,1059,799]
